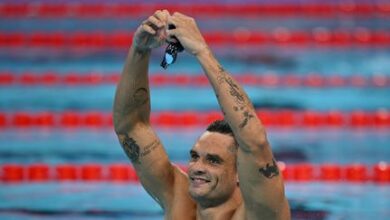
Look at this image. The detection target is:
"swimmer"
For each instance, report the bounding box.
[113,10,290,220]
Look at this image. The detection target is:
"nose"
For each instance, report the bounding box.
[192,169,206,176]
[189,160,206,176]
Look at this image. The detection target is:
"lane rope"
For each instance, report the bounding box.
[0,72,389,88]
[1,162,389,184]
[0,110,389,128]
[0,3,389,18]
[1,29,390,48]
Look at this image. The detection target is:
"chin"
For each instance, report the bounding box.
[189,187,210,200]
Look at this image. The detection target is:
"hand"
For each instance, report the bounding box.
[167,12,208,56]
[133,10,169,51]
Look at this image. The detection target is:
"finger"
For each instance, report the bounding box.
[166,29,180,42]
[141,23,156,35]
[146,15,164,29]
[154,9,169,24]
[167,16,179,28]
[166,28,179,36]
[172,11,185,18]
[162,9,170,18]
[171,12,194,26]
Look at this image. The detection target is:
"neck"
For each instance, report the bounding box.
[196,187,241,220]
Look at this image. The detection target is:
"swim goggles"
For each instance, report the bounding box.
[161,25,184,69]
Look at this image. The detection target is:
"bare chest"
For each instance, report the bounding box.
[164,205,245,220]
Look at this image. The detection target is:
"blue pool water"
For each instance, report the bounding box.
[1,128,390,165]
[1,0,390,219]
[0,182,389,220]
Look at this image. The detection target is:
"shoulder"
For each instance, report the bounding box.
[232,199,290,220]
[164,165,197,218]
[231,203,246,220]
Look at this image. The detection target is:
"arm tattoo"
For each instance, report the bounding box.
[225,77,245,104]
[259,159,280,179]
[218,65,225,73]
[217,65,226,84]
[233,106,244,112]
[239,111,254,128]
[216,64,254,129]
[121,134,140,163]
[217,65,245,104]
[133,87,149,107]
[140,139,160,157]
[121,135,160,164]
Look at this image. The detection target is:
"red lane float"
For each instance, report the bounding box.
[0,110,390,128]
[374,162,390,183]
[81,163,103,181]
[345,164,368,182]
[2,164,24,182]
[27,163,50,182]
[1,162,389,184]
[1,30,390,48]
[108,163,139,182]
[280,162,390,183]
[1,3,389,18]
[0,72,389,88]
[0,31,133,48]
[319,164,342,181]
[56,164,78,181]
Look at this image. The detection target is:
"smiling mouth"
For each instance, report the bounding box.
[190,177,211,185]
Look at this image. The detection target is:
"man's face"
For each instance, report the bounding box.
[188,131,237,204]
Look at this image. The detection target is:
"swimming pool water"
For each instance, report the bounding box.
[1,128,390,164]
[0,182,389,220]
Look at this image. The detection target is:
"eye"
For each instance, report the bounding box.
[190,152,199,161]
[208,157,221,165]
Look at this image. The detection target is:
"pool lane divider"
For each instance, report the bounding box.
[1,3,389,18]
[0,72,389,88]
[0,110,390,128]
[1,29,390,48]
[1,162,389,184]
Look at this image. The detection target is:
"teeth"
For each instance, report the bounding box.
[191,177,209,183]
[194,179,206,183]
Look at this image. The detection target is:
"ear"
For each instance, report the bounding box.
[236,173,239,186]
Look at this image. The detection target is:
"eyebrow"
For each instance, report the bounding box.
[189,150,197,155]
[189,150,225,163]
[206,154,224,163]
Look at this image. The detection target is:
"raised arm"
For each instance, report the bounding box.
[167,13,290,219]
[113,10,190,210]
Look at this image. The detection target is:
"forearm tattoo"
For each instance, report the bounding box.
[216,64,254,129]
[239,111,254,128]
[259,159,280,179]
[121,134,160,164]
[216,65,226,84]
[225,77,245,105]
